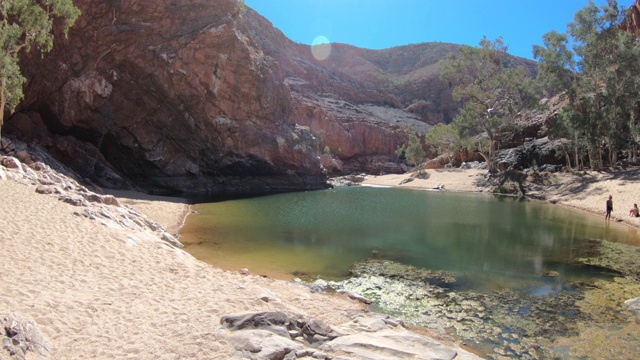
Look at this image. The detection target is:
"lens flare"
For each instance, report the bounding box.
[311,35,331,61]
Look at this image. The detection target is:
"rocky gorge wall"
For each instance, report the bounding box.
[621,0,640,34]
[7,0,326,195]
[5,0,537,196]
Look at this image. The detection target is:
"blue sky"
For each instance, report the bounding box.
[244,0,618,60]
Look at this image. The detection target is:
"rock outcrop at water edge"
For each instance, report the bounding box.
[0,136,182,249]
[219,311,481,360]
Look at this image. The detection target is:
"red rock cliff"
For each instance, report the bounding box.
[6,0,534,194]
[10,0,329,194]
[621,0,640,34]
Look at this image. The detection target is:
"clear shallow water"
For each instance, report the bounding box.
[181,187,640,290]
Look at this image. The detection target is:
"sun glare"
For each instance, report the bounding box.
[311,35,331,61]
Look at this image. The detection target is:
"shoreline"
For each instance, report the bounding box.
[122,167,640,277]
[361,168,640,234]
[3,156,640,359]
[103,189,192,235]
[171,167,640,279]
[155,167,640,238]
[0,157,481,359]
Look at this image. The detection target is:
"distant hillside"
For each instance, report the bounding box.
[245,11,537,126]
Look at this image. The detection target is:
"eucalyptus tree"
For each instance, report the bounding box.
[597,17,640,165]
[0,0,80,141]
[396,132,426,166]
[533,30,582,169]
[534,0,640,169]
[570,0,630,169]
[440,36,540,171]
[424,123,460,164]
[532,31,575,97]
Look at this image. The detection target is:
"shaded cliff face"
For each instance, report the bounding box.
[11,0,327,195]
[7,0,535,195]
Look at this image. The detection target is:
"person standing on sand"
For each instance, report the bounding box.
[606,195,613,220]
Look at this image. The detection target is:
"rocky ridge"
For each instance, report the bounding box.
[6,0,538,196]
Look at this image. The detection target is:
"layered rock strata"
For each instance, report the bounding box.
[7,0,536,195]
[11,0,327,195]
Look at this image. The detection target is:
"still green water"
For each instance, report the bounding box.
[181,186,640,290]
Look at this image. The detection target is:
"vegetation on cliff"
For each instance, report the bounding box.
[395,132,426,166]
[0,0,80,140]
[535,0,640,170]
[426,0,640,172]
[438,36,541,172]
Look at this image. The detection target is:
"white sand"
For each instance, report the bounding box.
[0,180,364,359]
[362,168,489,193]
[103,189,191,234]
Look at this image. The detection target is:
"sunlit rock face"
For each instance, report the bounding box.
[621,0,640,35]
[9,0,534,194]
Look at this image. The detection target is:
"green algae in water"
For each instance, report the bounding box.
[312,258,640,359]
[181,186,640,358]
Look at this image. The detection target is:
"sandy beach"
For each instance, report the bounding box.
[3,157,640,359]
[1,158,486,359]
[0,170,365,359]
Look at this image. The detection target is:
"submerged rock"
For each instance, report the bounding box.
[624,297,640,310]
[539,269,560,277]
[305,259,609,359]
[349,259,459,287]
[576,240,640,281]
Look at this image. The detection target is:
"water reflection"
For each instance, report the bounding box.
[181,187,640,290]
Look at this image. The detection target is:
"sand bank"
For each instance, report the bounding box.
[0,179,364,358]
[362,167,640,232]
[4,153,638,358]
[104,189,191,235]
[0,159,481,359]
